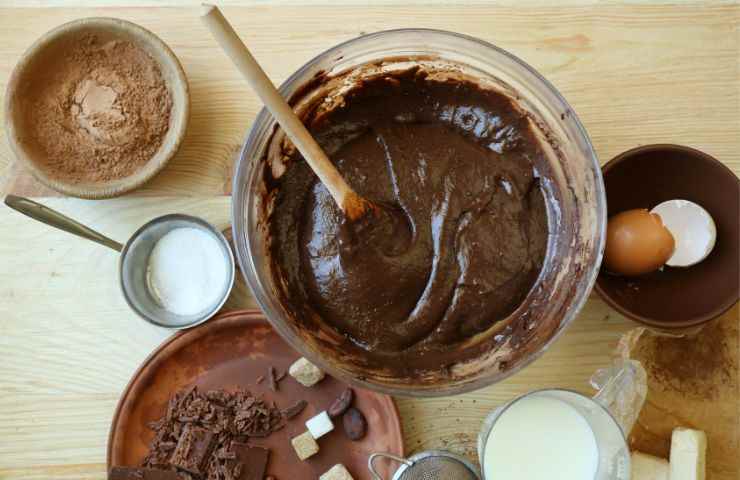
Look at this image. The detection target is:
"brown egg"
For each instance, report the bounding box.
[604,209,676,276]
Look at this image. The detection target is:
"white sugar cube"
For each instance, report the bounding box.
[291,430,319,461]
[320,464,354,480]
[306,411,334,439]
[289,357,325,387]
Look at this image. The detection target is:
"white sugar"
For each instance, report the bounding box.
[306,411,334,439]
[146,227,229,316]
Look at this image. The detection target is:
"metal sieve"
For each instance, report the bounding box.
[369,451,480,480]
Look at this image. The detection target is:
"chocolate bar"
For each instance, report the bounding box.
[108,466,180,480]
[227,443,270,480]
[170,425,216,476]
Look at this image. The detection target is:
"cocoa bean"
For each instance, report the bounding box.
[342,407,367,441]
[328,388,354,418]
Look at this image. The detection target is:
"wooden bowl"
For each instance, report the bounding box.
[595,144,739,330]
[4,18,189,198]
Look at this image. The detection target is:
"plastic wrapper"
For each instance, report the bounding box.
[590,353,647,435]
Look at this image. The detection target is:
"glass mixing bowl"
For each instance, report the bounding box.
[232,29,605,397]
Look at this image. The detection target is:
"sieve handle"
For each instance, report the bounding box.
[368,453,414,480]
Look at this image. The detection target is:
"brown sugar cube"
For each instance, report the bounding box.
[319,464,355,480]
[291,431,319,461]
[170,425,216,476]
[288,357,325,387]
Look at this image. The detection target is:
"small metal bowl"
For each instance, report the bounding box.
[120,214,236,329]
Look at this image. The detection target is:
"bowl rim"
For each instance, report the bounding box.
[477,387,629,478]
[3,16,190,199]
[594,143,740,329]
[232,28,605,397]
[118,213,236,330]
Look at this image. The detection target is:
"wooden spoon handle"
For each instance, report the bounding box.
[201,4,366,218]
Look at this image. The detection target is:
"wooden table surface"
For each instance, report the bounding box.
[0,2,737,479]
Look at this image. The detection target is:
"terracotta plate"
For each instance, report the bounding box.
[107,310,404,479]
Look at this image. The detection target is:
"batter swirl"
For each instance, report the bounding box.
[269,69,549,367]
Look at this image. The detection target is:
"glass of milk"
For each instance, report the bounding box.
[478,389,630,480]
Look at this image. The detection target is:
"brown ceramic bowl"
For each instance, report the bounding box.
[595,144,739,329]
[4,17,189,198]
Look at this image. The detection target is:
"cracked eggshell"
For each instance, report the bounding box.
[651,200,716,268]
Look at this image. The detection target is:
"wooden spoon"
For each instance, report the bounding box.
[201,4,371,221]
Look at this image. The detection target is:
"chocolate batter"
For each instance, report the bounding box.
[269,68,550,371]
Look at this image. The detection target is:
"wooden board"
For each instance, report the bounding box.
[627,306,739,479]
[1,3,739,196]
[0,3,738,480]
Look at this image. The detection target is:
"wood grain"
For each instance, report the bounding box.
[0,197,637,479]
[628,306,739,479]
[1,3,738,196]
[2,197,733,478]
[0,3,738,480]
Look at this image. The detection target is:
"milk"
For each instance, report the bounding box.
[483,395,599,480]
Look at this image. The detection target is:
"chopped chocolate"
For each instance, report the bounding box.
[205,390,230,405]
[267,366,277,392]
[281,399,307,420]
[233,393,285,437]
[109,466,181,480]
[227,443,270,480]
[275,370,287,382]
[170,425,216,476]
[143,386,287,480]
[328,388,354,418]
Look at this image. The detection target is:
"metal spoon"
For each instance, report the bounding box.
[5,194,123,251]
[4,195,235,329]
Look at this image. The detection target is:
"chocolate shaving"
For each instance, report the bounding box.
[281,400,307,420]
[267,366,278,392]
[170,425,216,476]
[108,467,180,480]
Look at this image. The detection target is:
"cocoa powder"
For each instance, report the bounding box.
[638,317,735,400]
[19,34,172,183]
